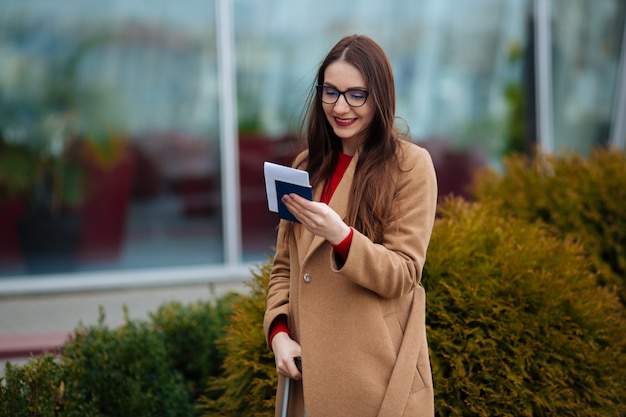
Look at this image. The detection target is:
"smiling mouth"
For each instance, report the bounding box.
[334,117,356,127]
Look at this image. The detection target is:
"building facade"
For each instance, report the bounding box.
[0,0,624,293]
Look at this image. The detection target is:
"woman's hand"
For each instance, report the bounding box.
[281,193,351,244]
[272,332,303,380]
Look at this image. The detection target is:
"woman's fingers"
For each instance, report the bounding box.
[279,356,303,380]
[282,194,349,243]
[272,332,303,380]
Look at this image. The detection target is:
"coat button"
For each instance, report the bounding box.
[303,273,312,283]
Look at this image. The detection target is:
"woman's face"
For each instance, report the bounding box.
[321,61,374,155]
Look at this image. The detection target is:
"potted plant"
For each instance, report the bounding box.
[0,30,135,273]
[75,130,134,262]
[0,110,88,273]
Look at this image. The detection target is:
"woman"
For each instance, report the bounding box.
[264,34,438,417]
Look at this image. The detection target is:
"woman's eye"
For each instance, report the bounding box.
[323,88,338,97]
[349,91,365,100]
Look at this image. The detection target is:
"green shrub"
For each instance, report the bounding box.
[197,262,276,417]
[195,193,626,416]
[0,354,71,417]
[6,176,625,417]
[0,291,238,416]
[60,307,193,417]
[423,198,626,416]
[150,291,239,403]
[472,148,626,305]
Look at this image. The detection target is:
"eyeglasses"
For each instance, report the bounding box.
[316,85,369,107]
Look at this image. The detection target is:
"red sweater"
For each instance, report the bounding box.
[269,153,354,346]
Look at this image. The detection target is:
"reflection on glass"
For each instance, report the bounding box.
[551,0,626,155]
[1,0,623,279]
[0,1,222,276]
[233,0,528,245]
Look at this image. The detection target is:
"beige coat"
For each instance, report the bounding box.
[264,140,438,417]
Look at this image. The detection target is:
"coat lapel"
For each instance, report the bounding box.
[299,150,359,266]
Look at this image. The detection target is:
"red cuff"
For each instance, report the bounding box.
[332,228,353,261]
[269,315,290,348]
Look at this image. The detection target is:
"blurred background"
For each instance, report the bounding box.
[0,0,624,293]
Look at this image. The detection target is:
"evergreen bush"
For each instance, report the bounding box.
[150,291,239,403]
[472,148,626,306]
[0,354,69,417]
[197,262,277,417]
[194,195,626,416]
[424,198,626,416]
[60,307,193,417]
[4,165,626,416]
[0,294,236,416]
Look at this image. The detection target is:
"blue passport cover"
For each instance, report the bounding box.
[275,180,312,223]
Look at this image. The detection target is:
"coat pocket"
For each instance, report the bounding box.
[410,344,432,393]
[404,384,435,417]
[383,312,403,355]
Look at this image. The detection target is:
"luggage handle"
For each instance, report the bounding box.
[280,357,305,417]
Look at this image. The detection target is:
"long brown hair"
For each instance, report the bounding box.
[296,35,404,243]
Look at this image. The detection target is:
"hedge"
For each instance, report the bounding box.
[1,296,235,417]
[149,291,239,402]
[197,261,277,417]
[60,309,192,417]
[471,148,626,306]
[423,198,626,416]
[200,198,626,416]
[0,354,67,417]
[2,149,626,416]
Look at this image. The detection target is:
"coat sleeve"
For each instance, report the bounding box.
[331,144,438,299]
[263,221,291,347]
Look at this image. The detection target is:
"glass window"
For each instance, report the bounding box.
[235,0,530,256]
[0,0,222,276]
[551,0,626,155]
[2,0,623,283]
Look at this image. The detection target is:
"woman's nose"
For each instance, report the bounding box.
[334,94,351,112]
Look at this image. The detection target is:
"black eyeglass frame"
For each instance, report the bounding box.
[315,85,370,107]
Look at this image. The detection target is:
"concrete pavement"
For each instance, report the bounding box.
[0,280,249,369]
